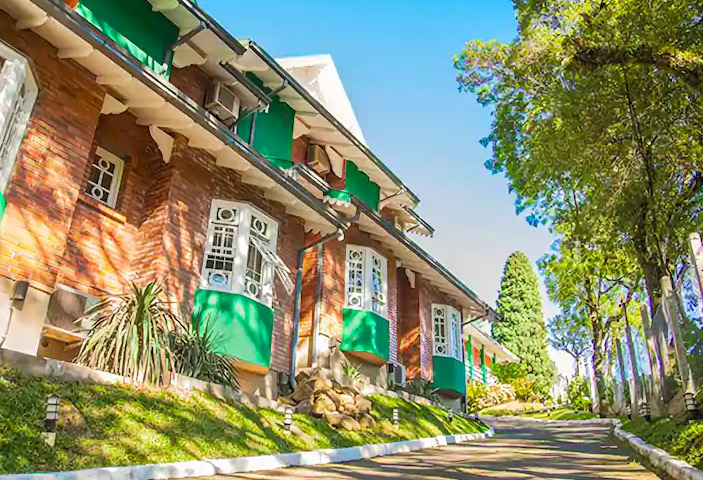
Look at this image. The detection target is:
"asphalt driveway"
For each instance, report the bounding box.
[186,417,661,479]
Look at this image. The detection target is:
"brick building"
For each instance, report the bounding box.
[0,0,516,407]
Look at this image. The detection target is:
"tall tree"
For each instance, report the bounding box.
[548,311,591,376]
[494,252,556,394]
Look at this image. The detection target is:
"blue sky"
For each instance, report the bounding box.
[199,0,565,352]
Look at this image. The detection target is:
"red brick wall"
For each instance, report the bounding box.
[170,65,211,107]
[57,113,159,297]
[0,10,105,291]
[316,224,399,362]
[398,269,422,379]
[291,136,309,165]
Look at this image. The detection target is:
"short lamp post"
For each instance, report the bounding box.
[284,406,293,433]
[626,403,632,420]
[43,394,60,447]
[448,409,454,423]
[684,392,699,420]
[392,408,399,427]
[640,402,651,422]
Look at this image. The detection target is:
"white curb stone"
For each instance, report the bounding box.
[612,420,703,480]
[0,428,495,480]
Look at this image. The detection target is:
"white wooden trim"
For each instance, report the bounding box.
[344,245,389,318]
[87,147,125,208]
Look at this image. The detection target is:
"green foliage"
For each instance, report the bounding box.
[169,312,239,389]
[522,408,597,421]
[0,365,487,474]
[511,377,537,402]
[341,361,363,382]
[566,377,593,412]
[548,312,591,364]
[400,379,440,403]
[623,416,703,469]
[494,252,556,394]
[465,382,488,413]
[77,281,183,385]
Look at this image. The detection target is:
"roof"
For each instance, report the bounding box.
[232,42,421,210]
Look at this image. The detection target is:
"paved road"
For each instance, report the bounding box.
[189,417,662,479]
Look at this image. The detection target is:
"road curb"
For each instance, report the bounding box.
[612,420,703,480]
[0,428,495,480]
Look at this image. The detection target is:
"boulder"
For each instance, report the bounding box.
[295,370,312,385]
[340,415,361,431]
[325,388,342,408]
[312,393,337,416]
[338,393,355,405]
[359,413,376,429]
[355,396,372,414]
[295,399,313,415]
[291,382,314,402]
[278,395,296,406]
[324,412,344,427]
[340,385,360,396]
[340,403,358,416]
[311,376,333,394]
[58,402,87,434]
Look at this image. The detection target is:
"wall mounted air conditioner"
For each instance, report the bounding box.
[307,144,331,175]
[388,363,407,386]
[206,81,241,122]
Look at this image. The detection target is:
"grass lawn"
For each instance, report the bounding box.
[621,416,703,469]
[480,401,550,416]
[521,408,597,421]
[0,365,487,474]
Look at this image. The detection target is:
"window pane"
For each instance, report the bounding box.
[370,253,386,315]
[244,240,265,299]
[202,210,238,290]
[345,247,365,309]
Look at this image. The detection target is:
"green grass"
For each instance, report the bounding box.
[621,416,703,469]
[0,365,487,474]
[520,408,597,421]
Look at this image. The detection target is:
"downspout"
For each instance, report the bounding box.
[309,207,361,369]
[289,229,343,390]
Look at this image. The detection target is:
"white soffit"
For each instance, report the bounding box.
[0,0,334,235]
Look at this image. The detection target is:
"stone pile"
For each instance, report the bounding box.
[278,368,376,431]
[478,384,517,410]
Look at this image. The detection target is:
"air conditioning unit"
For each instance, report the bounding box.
[206,81,241,122]
[307,144,331,175]
[388,363,407,386]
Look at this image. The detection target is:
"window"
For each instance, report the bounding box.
[201,200,293,306]
[85,147,125,208]
[433,304,462,360]
[0,41,38,193]
[344,245,388,317]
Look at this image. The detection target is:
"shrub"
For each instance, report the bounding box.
[567,377,592,412]
[341,360,363,383]
[466,382,489,413]
[400,379,440,403]
[170,312,239,388]
[77,281,183,385]
[511,377,536,401]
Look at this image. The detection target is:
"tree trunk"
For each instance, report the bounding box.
[615,336,630,416]
[641,305,665,418]
[624,313,642,418]
[661,276,696,396]
[591,317,609,417]
[690,233,703,300]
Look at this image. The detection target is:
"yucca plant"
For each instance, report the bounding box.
[341,360,363,382]
[77,281,184,385]
[169,312,239,389]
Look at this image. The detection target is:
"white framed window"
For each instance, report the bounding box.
[200,200,293,306]
[344,245,388,317]
[85,147,125,208]
[432,304,462,360]
[0,41,38,193]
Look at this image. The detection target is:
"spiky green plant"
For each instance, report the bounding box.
[77,281,184,385]
[341,360,363,382]
[170,312,239,389]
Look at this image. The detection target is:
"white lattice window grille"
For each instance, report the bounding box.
[201,200,291,306]
[0,41,38,194]
[344,245,388,318]
[85,147,125,208]
[432,304,462,360]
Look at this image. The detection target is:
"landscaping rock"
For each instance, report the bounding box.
[312,393,337,416]
[277,395,296,406]
[295,398,313,415]
[355,395,372,413]
[295,370,311,385]
[341,403,359,416]
[311,375,333,394]
[340,415,361,431]
[291,382,314,402]
[324,412,343,427]
[325,388,342,408]
[58,401,87,434]
[359,413,376,429]
[338,393,355,405]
